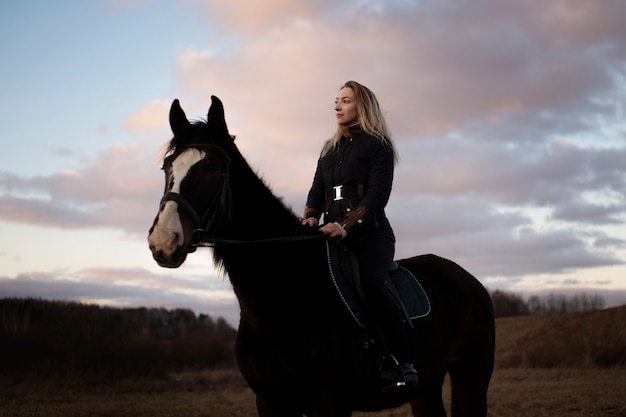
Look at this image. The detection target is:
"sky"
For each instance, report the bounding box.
[1,0,626,327]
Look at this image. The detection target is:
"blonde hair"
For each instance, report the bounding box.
[322,80,398,165]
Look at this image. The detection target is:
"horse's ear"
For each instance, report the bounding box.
[169,99,191,137]
[207,95,230,138]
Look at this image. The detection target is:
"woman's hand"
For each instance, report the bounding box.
[301,217,318,227]
[320,222,347,240]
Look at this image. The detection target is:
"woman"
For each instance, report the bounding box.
[302,80,417,391]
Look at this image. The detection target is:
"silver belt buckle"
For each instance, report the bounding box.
[333,185,343,201]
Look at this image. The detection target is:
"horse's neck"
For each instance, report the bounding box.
[223,237,329,324]
[229,159,301,237]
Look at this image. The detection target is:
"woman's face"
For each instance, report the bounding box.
[334,87,358,126]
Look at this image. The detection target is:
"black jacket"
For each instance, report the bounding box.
[304,132,394,235]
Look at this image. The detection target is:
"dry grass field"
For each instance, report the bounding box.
[2,368,624,417]
[2,306,625,417]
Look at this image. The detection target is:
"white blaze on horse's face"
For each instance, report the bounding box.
[148,148,206,264]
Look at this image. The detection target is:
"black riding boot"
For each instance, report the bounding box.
[368,280,418,392]
[378,321,418,392]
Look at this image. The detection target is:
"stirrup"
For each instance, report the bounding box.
[379,354,418,393]
[379,354,403,391]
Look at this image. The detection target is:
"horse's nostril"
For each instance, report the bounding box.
[154,249,165,262]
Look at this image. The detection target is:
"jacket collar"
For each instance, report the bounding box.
[342,123,362,138]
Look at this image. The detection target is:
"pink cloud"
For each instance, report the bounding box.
[197,0,325,31]
[125,100,171,133]
[173,0,625,149]
[0,141,163,234]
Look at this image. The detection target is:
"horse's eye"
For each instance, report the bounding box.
[204,161,219,172]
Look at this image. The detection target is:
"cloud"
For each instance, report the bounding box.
[0,267,240,325]
[197,0,329,32]
[0,142,163,236]
[125,100,171,133]
[179,0,626,140]
[168,0,626,192]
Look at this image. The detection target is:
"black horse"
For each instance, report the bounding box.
[148,96,495,417]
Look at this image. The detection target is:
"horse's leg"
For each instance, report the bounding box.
[256,395,301,417]
[448,362,490,417]
[409,386,447,417]
[308,383,353,417]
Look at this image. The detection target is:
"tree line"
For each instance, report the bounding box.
[0,298,237,378]
[490,290,606,318]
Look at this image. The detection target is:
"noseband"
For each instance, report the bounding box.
[159,145,231,248]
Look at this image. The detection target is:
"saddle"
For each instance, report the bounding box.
[325,241,431,329]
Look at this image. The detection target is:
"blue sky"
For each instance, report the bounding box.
[2,0,626,326]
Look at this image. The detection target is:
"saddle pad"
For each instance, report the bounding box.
[325,241,431,329]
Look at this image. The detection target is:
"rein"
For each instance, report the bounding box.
[192,233,325,247]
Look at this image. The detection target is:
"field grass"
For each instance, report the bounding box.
[2,306,625,416]
[2,368,625,417]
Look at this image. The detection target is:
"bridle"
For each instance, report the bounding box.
[159,144,232,249]
[159,144,324,248]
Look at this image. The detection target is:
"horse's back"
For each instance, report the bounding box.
[398,253,493,311]
[398,253,494,334]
